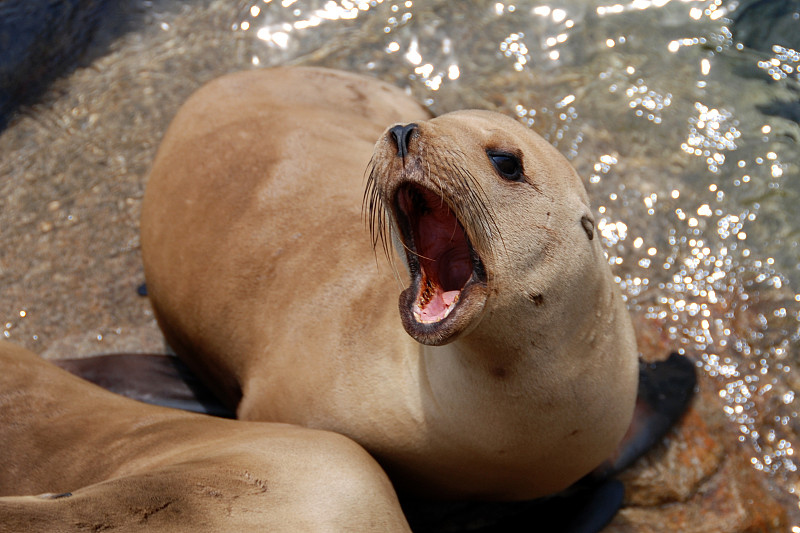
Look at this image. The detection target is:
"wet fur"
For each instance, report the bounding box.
[140,67,640,500]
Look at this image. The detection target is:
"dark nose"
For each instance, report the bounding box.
[388,123,418,159]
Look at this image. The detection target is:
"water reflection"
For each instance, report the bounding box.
[235,0,800,501]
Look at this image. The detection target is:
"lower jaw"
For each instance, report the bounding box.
[398,280,489,346]
[412,289,461,324]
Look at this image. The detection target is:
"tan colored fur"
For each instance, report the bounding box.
[0,341,410,531]
[141,67,639,500]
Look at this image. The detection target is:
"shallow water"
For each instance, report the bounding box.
[2,0,799,519]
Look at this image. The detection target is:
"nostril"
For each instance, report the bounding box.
[388,123,418,159]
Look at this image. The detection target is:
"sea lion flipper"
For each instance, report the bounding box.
[53,354,235,418]
[595,352,697,478]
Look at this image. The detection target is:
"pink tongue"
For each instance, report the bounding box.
[419,289,460,322]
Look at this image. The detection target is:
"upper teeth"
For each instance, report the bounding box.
[420,279,433,305]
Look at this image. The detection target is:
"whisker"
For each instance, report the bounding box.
[363,142,507,288]
[446,149,505,256]
[362,158,391,262]
[399,240,435,262]
[442,156,500,257]
[460,165,506,256]
[362,156,408,287]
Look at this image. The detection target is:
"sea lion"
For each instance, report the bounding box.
[140,67,640,500]
[0,340,411,532]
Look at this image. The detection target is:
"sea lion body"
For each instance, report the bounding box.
[0,341,410,532]
[141,67,639,500]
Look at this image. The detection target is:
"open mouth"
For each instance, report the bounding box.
[393,183,487,340]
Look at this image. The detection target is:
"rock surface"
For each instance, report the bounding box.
[602,319,800,532]
[609,383,796,531]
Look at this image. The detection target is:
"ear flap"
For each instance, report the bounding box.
[580,215,595,241]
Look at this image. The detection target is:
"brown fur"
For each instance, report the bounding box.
[141,67,639,500]
[0,341,410,531]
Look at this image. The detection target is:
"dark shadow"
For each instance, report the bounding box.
[401,480,624,533]
[729,0,800,124]
[731,0,800,54]
[0,0,149,132]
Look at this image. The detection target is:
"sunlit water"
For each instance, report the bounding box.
[3,0,800,516]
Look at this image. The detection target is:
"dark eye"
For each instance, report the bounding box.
[487,151,523,181]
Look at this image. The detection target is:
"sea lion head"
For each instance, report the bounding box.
[365,110,601,347]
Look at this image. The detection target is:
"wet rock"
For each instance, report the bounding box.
[757,100,800,126]
[607,377,797,532]
[618,408,724,507]
[729,0,800,125]
[731,0,800,54]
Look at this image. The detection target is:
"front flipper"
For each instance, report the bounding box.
[593,352,698,479]
[53,354,235,418]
